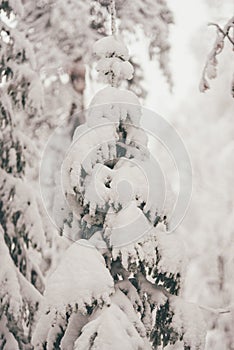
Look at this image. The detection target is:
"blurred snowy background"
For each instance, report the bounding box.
[0,0,234,348]
[144,1,234,348]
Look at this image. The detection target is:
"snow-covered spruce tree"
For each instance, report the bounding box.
[200,16,234,97]
[0,1,53,348]
[20,0,174,233]
[33,3,206,350]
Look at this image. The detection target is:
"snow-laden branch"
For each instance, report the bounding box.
[200,16,234,97]
[136,272,168,306]
[136,271,231,316]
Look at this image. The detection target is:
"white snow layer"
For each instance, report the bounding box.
[60,311,88,350]
[62,122,118,193]
[156,227,187,277]
[62,125,161,221]
[93,35,130,61]
[112,223,186,273]
[96,57,134,83]
[170,296,207,350]
[0,315,19,350]
[104,201,152,247]
[32,241,114,349]
[74,303,151,350]
[42,241,114,312]
[87,86,141,127]
[0,169,46,249]
[67,153,172,222]
[83,158,151,215]
[0,226,23,317]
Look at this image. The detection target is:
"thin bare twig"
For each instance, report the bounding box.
[208,22,234,46]
[110,0,116,36]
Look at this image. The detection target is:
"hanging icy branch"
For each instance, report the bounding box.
[200,16,234,97]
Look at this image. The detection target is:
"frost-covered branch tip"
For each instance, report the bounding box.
[200,16,234,97]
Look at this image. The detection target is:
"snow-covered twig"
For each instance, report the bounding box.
[110,0,116,36]
[200,16,234,97]
[198,304,230,315]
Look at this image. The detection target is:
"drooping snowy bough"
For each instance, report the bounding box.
[33,12,207,350]
[200,16,234,98]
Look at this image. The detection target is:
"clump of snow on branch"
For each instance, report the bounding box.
[74,303,151,350]
[156,226,187,277]
[33,242,114,348]
[93,35,130,60]
[94,35,134,85]
[0,226,23,318]
[0,169,46,250]
[40,242,114,313]
[87,86,141,126]
[112,223,186,272]
[170,296,207,350]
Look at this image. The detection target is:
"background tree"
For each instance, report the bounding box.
[164,2,234,349]
[0,1,56,348]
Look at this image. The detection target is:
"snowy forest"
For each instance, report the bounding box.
[0,0,233,349]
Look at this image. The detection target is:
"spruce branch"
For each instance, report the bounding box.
[136,272,231,317]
